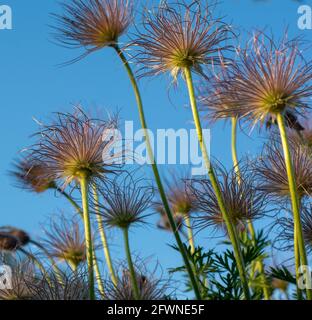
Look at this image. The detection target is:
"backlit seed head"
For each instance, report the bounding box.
[189,164,266,233]
[52,0,133,59]
[135,0,232,82]
[277,205,312,253]
[255,137,312,200]
[96,172,153,229]
[42,215,87,270]
[165,170,198,217]
[31,108,121,188]
[105,261,170,300]
[27,269,90,300]
[10,158,56,194]
[199,65,243,122]
[208,32,312,127]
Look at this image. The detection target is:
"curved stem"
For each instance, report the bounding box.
[79,176,95,300]
[276,113,312,300]
[231,117,270,300]
[92,184,118,286]
[184,67,250,300]
[122,227,140,300]
[113,45,201,299]
[57,188,105,296]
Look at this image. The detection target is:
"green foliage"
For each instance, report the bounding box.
[170,230,271,300]
[269,266,296,285]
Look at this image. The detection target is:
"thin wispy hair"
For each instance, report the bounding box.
[95,171,154,229]
[211,31,312,128]
[30,108,122,188]
[134,0,233,82]
[189,163,266,233]
[52,0,133,63]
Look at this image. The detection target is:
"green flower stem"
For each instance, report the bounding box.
[79,176,95,300]
[56,187,104,295]
[113,45,201,300]
[122,227,140,300]
[93,247,106,298]
[184,67,250,300]
[294,232,303,300]
[184,213,195,254]
[92,183,118,286]
[231,116,270,300]
[231,117,240,177]
[276,112,312,300]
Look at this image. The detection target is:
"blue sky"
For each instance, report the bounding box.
[0,0,311,293]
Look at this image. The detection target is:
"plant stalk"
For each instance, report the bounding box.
[113,45,201,299]
[184,67,250,300]
[122,227,140,300]
[276,112,312,300]
[79,176,95,300]
[231,116,270,300]
[93,247,106,298]
[57,188,105,295]
[92,183,118,286]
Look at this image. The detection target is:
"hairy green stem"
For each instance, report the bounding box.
[80,176,95,300]
[231,117,270,300]
[294,232,303,300]
[92,184,118,286]
[184,67,250,300]
[113,45,201,300]
[122,228,140,300]
[57,187,104,295]
[93,247,106,298]
[231,117,240,176]
[276,113,312,300]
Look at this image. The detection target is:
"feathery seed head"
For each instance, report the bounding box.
[135,0,232,81]
[255,138,312,200]
[96,172,153,229]
[53,0,133,56]
[212,32,312,126]
[10,158,56,194]
[31,109,121,187]
[28,269,90,300]
[42,215,87,270]
[105,261,170,300]
[189,164,266,232]
[277,205,312,253]
[165,171,198,217]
